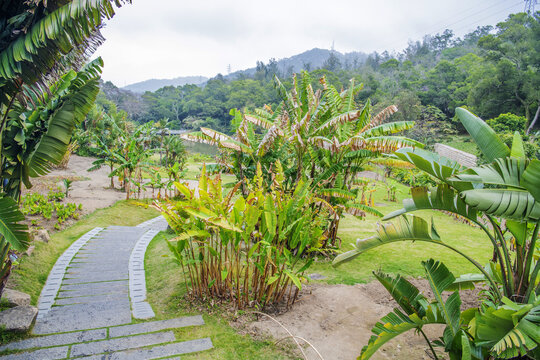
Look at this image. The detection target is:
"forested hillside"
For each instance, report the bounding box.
[101,13,540,139]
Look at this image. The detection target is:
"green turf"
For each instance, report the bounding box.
[308,181,492,285]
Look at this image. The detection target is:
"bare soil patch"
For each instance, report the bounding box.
[21,155,125,235]
[240,280,480,360]
[24,154,125,215]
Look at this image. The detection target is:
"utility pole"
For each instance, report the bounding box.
[525,0,537,14]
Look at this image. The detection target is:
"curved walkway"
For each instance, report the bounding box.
[0,216,213,359]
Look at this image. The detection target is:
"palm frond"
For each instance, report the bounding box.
[244,114,275,130]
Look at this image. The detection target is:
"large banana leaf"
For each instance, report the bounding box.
[0,0,124,85]
[521,159,540,202]
[423,259,460,336]
[455,108,510,163]
[0,194,30,252]
[383,184,477,222]
[333,215,443,264]
[373,271,428,317]
[452,157,528,189]
[447,273,487,291]
[28,80,99,176]
[359,297,446,359]
[460,189,540,221]
[475,301,540,359]
[392,147,472,191]
[360,121,415,137]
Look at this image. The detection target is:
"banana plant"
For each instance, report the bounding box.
[1,59,103,200]
[182,72,420,248]
[335,108,540,303]
[334,107,540,359]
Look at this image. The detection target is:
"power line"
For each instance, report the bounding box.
[524,0,537,14]
[378,0,521,53]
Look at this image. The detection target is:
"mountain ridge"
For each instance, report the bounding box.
[122,75,209,93]
[118,48,368,93]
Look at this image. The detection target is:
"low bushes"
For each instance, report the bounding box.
[21,190,82,228]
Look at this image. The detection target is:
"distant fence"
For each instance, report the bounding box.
[434,143,477,167]
[163,129,189,135]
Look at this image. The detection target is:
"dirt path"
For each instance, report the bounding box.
[242,282,437,360]
[244,278,481,360]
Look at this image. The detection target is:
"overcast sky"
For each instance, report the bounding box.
[93,0,525,87]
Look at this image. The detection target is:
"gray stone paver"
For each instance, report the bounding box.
[0,346,68,360]
[78,338,213,360]
[109,316,205,338]
[2,217,212,359]
[0,329,107,351]
[70,331,176,357]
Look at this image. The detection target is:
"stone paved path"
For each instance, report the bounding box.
[0,216,213,359]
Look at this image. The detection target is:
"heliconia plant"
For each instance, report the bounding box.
[156,162,329,309]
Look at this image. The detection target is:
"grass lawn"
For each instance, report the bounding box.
[440,135,480,155]
[309,181,492,284]
[8,200,159,305]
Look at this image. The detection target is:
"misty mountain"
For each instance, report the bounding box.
[225,48,368,79]
[122,76,209,93]
[114,48,367,93]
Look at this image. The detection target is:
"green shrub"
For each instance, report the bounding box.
[486,112,526,133]
[390,167,437,187]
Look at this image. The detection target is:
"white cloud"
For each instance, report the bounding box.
[93,0,524,86]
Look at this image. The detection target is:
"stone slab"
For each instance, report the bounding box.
[0,306,37,332]
[132,302,155,319]
[1,289,31,307]
[59,281,127,296]
[33,303,131,334]
[0,346,68,360]
[109,316,205,338]
[54,293,128,306]
[78,338,213,360]
[0,329,107,351]
[70,331,176,357]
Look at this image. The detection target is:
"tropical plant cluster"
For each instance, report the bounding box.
[183,72,418,250]
[389,167,437,187]
[334,108,540,359]
[158,164,327,309]
[103,13,539,139]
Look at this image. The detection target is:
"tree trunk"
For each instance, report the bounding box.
[109,163,114,188]
[526,104,540,135]
[0,259,12,300]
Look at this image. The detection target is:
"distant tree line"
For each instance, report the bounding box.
[101,12,540,139]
